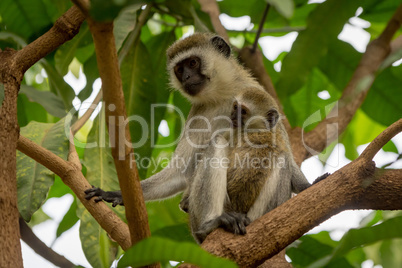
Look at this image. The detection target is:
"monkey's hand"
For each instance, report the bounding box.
[84,186,124,207]
[196,212,251,242]
[312,172,331,185]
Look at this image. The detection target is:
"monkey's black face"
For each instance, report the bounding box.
[230,101,249,128]
[174,56,207,96]
[231,100,279,130]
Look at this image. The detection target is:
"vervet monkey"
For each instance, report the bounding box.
[85,33,321,243]
[186,87,315,242]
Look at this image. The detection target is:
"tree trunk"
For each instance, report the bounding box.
[0,48,23,267]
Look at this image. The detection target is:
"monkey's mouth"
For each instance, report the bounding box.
[184,80,206,96]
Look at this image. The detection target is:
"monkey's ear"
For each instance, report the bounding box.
[210,36,231,58]
[266,109,279,129]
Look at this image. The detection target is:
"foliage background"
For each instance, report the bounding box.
[1,0,401,267]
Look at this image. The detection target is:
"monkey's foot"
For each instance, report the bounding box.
[196,212,251,242]
[84,186,124,207]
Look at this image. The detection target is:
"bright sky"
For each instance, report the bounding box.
[22,5,402,268]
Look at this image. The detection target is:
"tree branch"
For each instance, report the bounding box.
[359,118,402,161]
[251,4,270,53]
[17,136,132,250]
[178,119,402,267]
[87,19,151,246]
[19,218,75,268]
[71,90,102,135]
[299,4,402,163]
[15,6,85,74]
[197,0,229,42]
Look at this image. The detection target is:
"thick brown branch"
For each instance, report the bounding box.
[87,20,151,245]
[17,136,131,250]
[197,164,401,267]
[300,4,402,163]
[15,6,85,73]
[183,119,402,266]
[19,218,75,268]
[197,0,229,42]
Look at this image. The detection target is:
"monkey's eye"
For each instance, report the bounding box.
[241,108,247,115]
[177,66,184,74]
[233,104,238,110]
[189,59,198,68]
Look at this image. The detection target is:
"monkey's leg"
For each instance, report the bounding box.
[189,135,250,243]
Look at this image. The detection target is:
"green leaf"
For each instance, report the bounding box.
[341,110,389,161]
[361,65,402,126]
[90,0,148,21]
[308,216,402,268]
[48,176,74,198]
[318,39,361,91]
[0,32,27,48]
[42,60,76,110]
[114,4,141,52]
[287,235,334,267]
[266,0,294,19]
[152,223,194,243]
[54,23,91,76]
[56,198,79,238]
[283,68,341,129]
[17,93,49,127]
[117,237,237,268]
[83,107,125,219]
[17,119,69,221]
[0,0,53,41]
[276,0,359,99]
[121,32,173,178]
[77,201,118,268]
[78,108,124,267]
[78,53,99,102]
[20,85,66,118]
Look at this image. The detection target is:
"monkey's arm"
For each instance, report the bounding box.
[85,188,123,207]
[85,165,187,205]
[290,158,330,193]
[290,159,311,193]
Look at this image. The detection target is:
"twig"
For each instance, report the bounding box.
[19,218,76,268]
[71,89,103,135]
[359,118,402,161]
[228,26,305,34]
[251,4,270,53]
[197,0,229,42]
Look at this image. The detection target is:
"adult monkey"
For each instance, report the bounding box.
[85,33,315,243]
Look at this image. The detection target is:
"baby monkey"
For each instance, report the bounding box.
[187,87,316,242]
